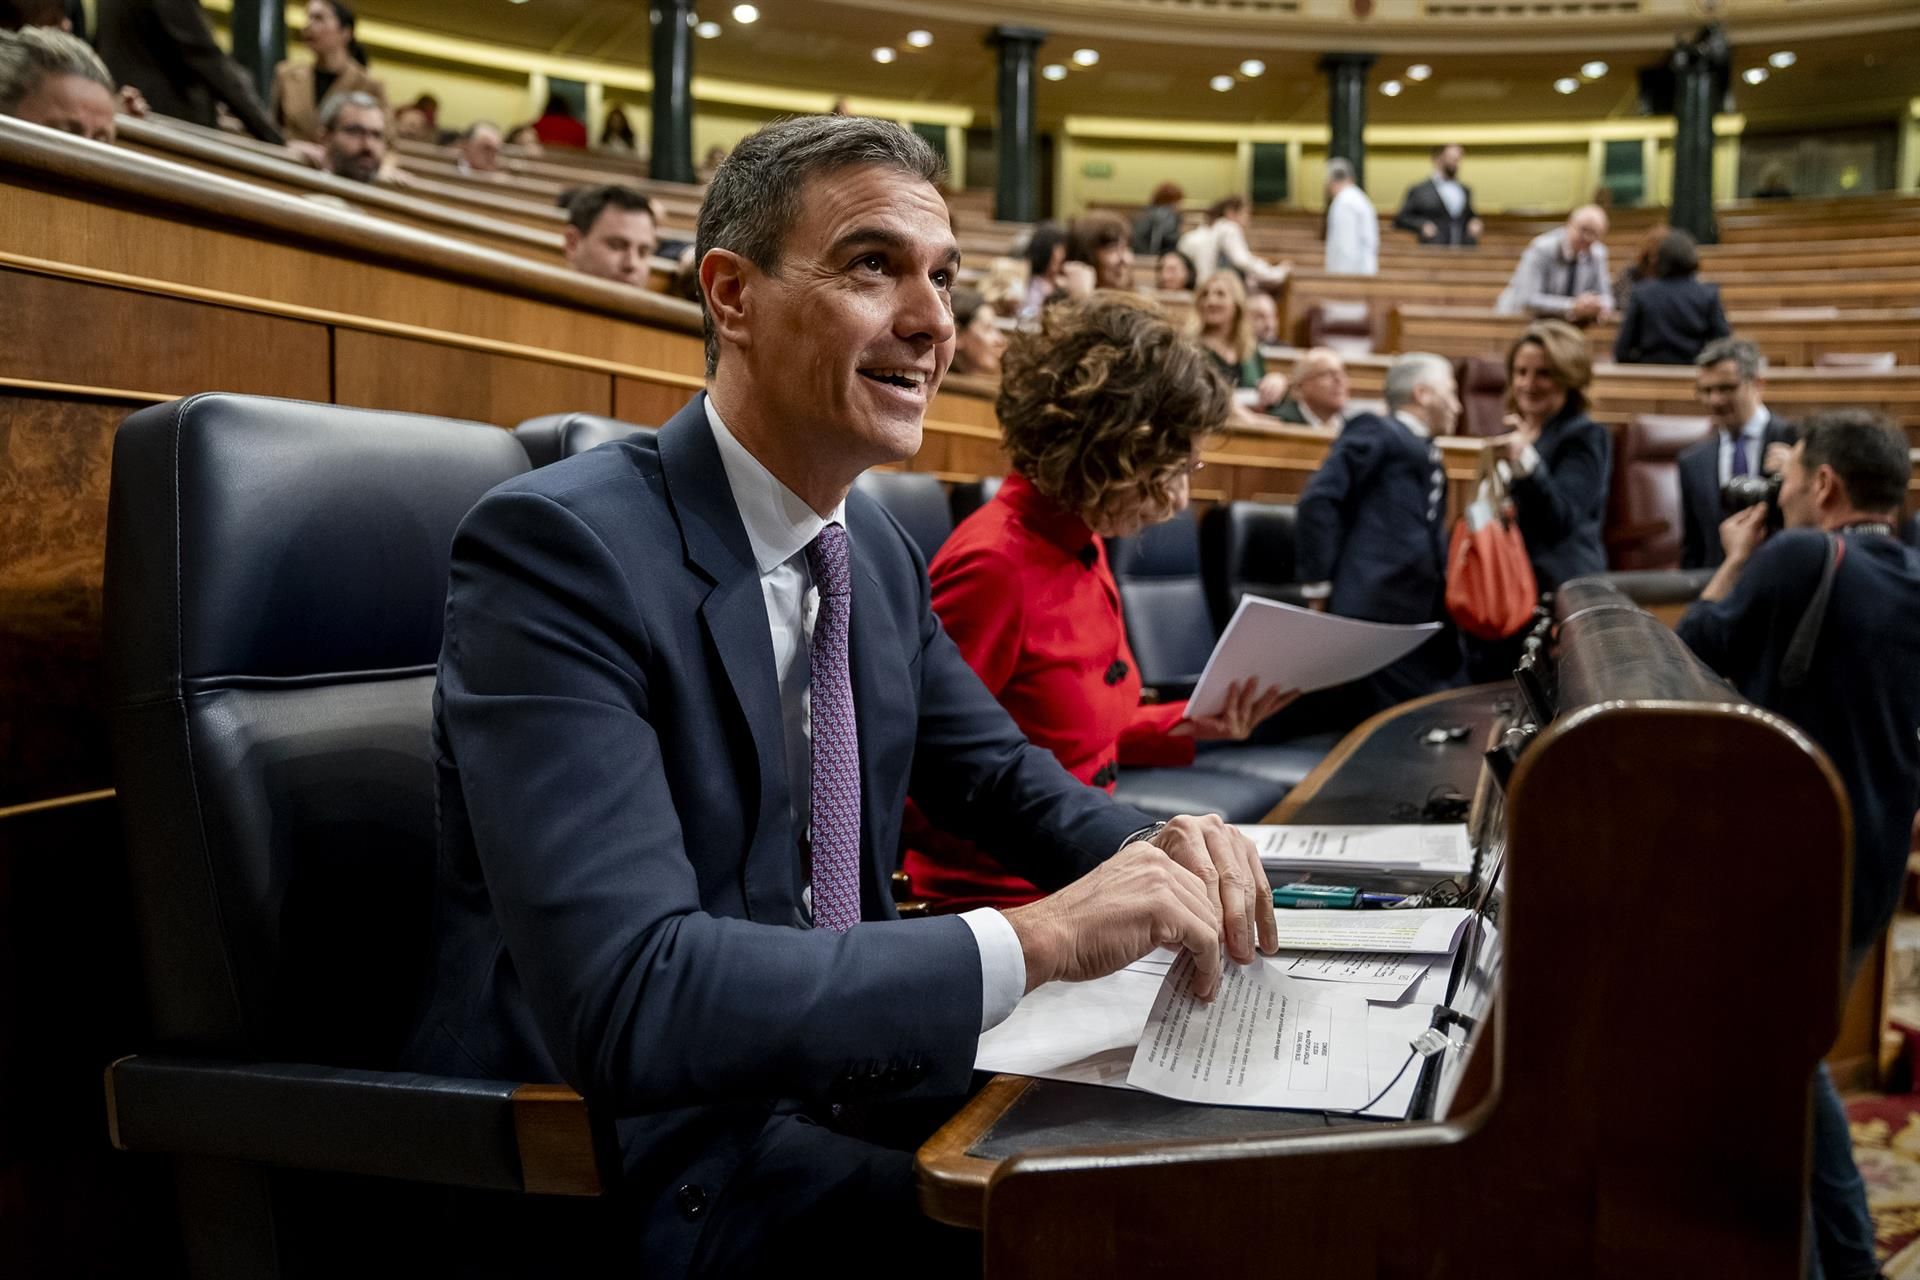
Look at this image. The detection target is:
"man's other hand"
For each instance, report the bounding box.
[1719,502,1771,567]
[1147,815,1277,969]
[1764,441,1793,475]
[1420,221,1438,240]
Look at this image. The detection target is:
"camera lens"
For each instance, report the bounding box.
[1721,473,1782,514]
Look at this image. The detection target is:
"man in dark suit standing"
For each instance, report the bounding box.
[93,0,282,141]
[1393,143,1482,246]
[1295,352,1466,717]
[1678,336,1798,568]
[404,115,1270,1278]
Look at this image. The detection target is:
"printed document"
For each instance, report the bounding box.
[1280,950,1429,998]
[1187,596,1440,718]
[1127,953,1371,1109]
[1240,823,1472,876]
[1268,907,1473,955]
[974,966,1162,1088]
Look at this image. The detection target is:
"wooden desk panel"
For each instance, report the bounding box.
[333,331,614,426]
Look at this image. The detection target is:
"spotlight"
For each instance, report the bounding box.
[872,47,896,64]
[1380,80,1403,97]
[1580,60,1608,78]
[1042,64,1068,81]
[906,30,933,48]
[1071,48,1099,67]
[1768,50,1796,69]
[731,4,758,22]
[1406,64,1432,81]
[1742,67,1768,85]
[1210,75,1234,92]
[695,20,720,38]
[1239,59,1265,77]
[1553,77,1579,94]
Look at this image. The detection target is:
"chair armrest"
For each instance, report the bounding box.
[1577,568,1713,609]
[105,1054,611,1196]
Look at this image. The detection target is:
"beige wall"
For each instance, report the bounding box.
[1650,136,1741,206]
[376,60,532,132]
[1058,138,1242,217]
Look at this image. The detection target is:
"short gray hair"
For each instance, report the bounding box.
[1696,335,1763,382]
[694,114,945,375]
[319,91,383,132]
[1384,352,1453,410]
[1326,157,1355,185]
[0,25,113,114]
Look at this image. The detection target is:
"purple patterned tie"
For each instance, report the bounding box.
[1729,432,1751,478]
[806,523,862,932]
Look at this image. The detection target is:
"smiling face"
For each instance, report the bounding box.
[1094,238,1134,291]
[1246,291,1279,345]
[955,304,1007,376]
[1155,252,1189,291]
[1509,341,1569,423]
[1195,275,1239,334]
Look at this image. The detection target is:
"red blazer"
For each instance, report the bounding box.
[533,113,588,149]
[902,474,1194,912]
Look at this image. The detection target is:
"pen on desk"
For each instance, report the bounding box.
[1271,884,1411,910]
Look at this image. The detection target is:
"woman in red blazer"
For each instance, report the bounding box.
[903,294,1294,912]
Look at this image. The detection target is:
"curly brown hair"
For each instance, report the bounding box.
[997,292,1232,527]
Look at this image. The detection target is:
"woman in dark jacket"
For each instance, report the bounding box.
[1131,182,1185,257]
[1500,319,1611,590]
[1611,228,1730,365]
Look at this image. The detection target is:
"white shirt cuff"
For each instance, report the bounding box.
[961,908,1027,1032]
[1516,444,1542,477]
[1299,581,1333,600]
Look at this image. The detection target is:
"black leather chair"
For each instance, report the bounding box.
[948,475,1003,527]
[851,470,953,563]
[1105,516,1216,696]
[513,412,646,467]
[1199,501,1308,633]
[102,395,614,1277]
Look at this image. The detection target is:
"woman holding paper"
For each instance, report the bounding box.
[901,294,1297,913]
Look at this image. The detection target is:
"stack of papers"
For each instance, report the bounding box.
[1239,824,1474,878]
[1187,596,1441,719]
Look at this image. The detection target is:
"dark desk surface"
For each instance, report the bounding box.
[916,684,1514,1229]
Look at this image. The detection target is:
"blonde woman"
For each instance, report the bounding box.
[1185,270,1288,417]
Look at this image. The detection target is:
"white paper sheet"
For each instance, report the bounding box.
[1280,950,1430,998]
[1127,953,1371,1110]
[1239,823,1473,876]
[1267,908,1473,955]
[974,967,1163,1088]
[1360,999,1439,1119]
[1187,596,1441,718]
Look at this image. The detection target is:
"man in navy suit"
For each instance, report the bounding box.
[404,115,1273,1277]
[1679,336,1798,568]
[1295,352,1466,718]
[1392,143,1482,246]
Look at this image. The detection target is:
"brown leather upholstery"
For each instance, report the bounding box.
[1454,357,1508,438]
[1605,413,1713,571]
[1300,302,1374,356]
[1815,351,1897,370]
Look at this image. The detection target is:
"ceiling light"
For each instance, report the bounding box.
[906,30,933,48]
[1239,59,1265,77]
[695,20,721,37]
[1210,75,1234,92]
[872,47,896,64]
[1071,48,1099,67]
[731,3,758,22]
[1379,80,1403,97]
[1553,77,1579,94]
[1742,66,1768,85]
[1580,60,1608,78]
[1042,63,1068,81]
[1405,64,1432,81]
[1768,50,1796,69]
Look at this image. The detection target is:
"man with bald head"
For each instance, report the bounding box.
[1496,204,1614,324]
[1274,347,1350,429]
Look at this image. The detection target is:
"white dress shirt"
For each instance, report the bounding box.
[1718,405,1772,484]
[1432,170,1466,220]
[1176,223,1216,282]
[703,398,1026,1031]
[1212,218,1289,287]
[1324,183,1379,276]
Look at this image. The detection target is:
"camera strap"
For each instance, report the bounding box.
[1780,533,1844,689]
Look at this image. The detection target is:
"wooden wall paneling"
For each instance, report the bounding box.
[613,375,700,428]
[0,269,329,402]
[332,331,614,425]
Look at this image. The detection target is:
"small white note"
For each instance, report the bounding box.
[1267,908,1473,955]
[1239,823,1472,875]
[1280,950,1430,999]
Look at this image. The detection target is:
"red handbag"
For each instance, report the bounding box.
[1446,485,1538,641]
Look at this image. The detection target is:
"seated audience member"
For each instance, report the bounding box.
[456,120,505,177]
[1323,157,1378,276]
[403,115,1268,1275]
[1155,250,1195,292]
[1677,410,1920,1280]
[1611,221,1667,315]
[1186,270,1289,418]
[1246,288,1280,346]
[903,294,1295,913]
[600,103,636,152]
[562,184,658,288]
[531,91,586,148]
[1296,353,1466,716]
[94,0,282,142]
[1497,319,1611,590]
[1495,204,1613,324]
[316,90,384,183]
[1393,143,1481,245]
[270,0,382,145]
[0,24,114,140]
[1066,211,1136,292]
[392,100,432,141]
[1611,228,1729,366]
[1274,347,1350,429]
[1131,181,1184,257]
[1752,163,1794,199]
[1019,220,1068,318]
[1679,336,1797,569]
[1188,195,1290,289]
[949,288,1007,377]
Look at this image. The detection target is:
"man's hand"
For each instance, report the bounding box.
[286,140,327,170]
[1764,441,1793,474]
[1699,503,1770,602]
[1147,815,1276,968]
[1567,293,1605,324]
[1467,217,1485,240]
[117,84,149,118]
[1003,842,1223,997]
[1255,371,1290,410]
[1171,678,1299,742]
[1420,221,1438,241]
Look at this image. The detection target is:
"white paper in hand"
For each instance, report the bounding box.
[1187,596,1441,718]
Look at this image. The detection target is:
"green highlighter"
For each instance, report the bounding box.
[1272,883,1363,910]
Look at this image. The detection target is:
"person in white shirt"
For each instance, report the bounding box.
[1196,194,1290,290]
[1322,157,1378,276]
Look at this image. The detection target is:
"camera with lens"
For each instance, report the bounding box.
[1721,472,1783,530]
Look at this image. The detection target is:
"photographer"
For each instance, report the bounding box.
[1678,409,1920,1280]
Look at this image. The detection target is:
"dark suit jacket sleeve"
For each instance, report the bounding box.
[1510,420,1608,551]
[1680,447,1711,571]
[1295,421,1383,584]
[1707,286,1731,343]
[439,488,986,1111]
[1392,184,1431,237]
[155,0,285,142]
[1613,294,1644,364]
[1677,535,1823,688]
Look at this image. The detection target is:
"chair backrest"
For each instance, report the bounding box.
[103,395,529,1068]
[1815,351,1896,371]
[852,471,954,562]
[1199,501,1302,632]
[1106,515,1217,689]
[949,476,1004,528]
[512,412,647,467]
[1605,413,1712,572]
[1454,357,1509,438]
[1303,301,1374,356]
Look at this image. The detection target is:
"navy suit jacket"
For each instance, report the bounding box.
[404,396,1145,1269]
[1296,412,1449,624]
[1392,179,1478,246]
[1611,276,1730,366]
[1678,413,1799,569]
[1509,400,1611,590]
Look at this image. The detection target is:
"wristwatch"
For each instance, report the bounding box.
[1120,821,1167,851]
